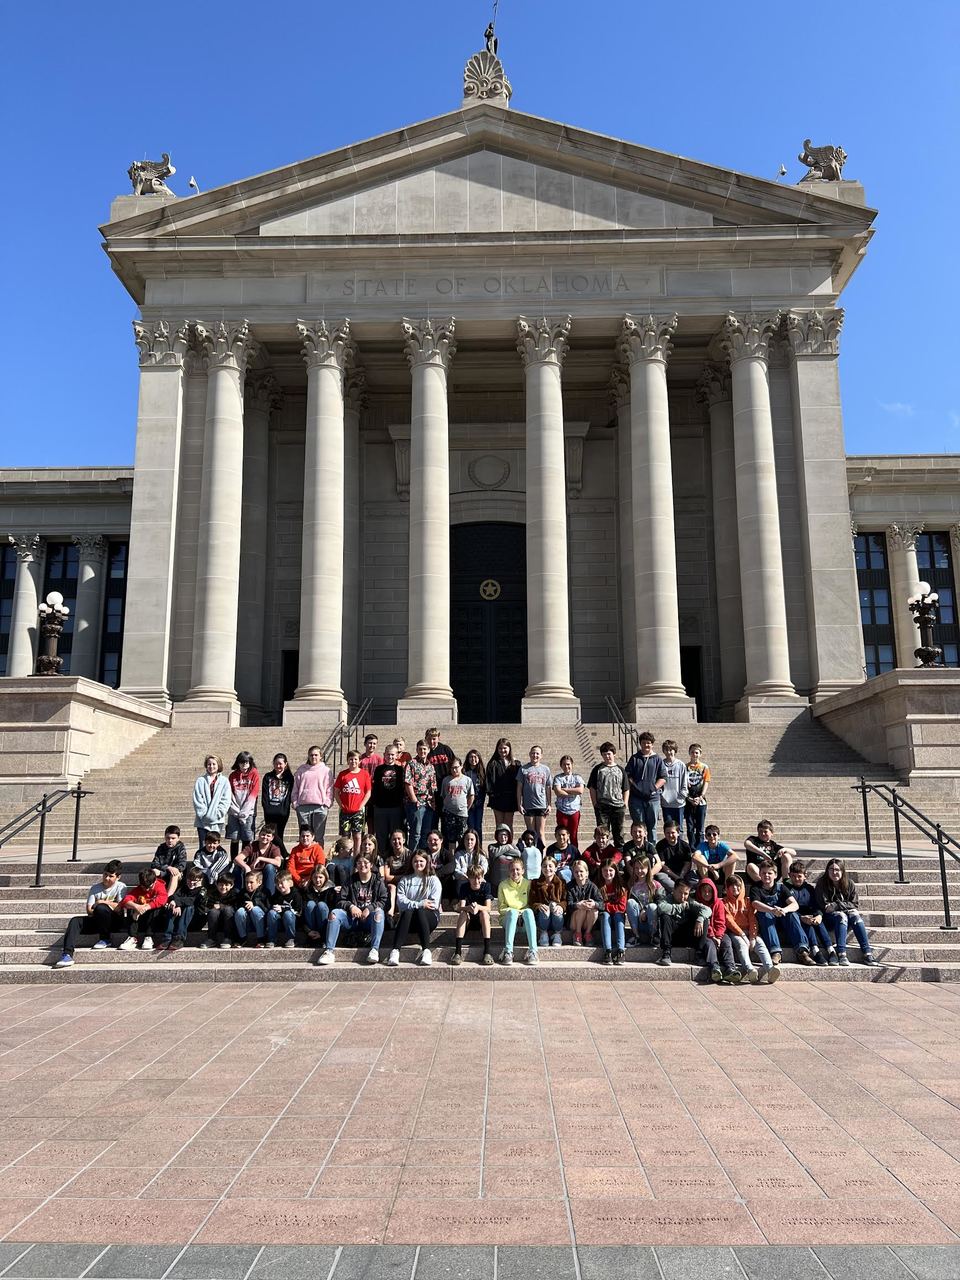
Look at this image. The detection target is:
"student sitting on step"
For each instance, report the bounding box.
[787,860,838,966]
[118,868,169,951]
[621,821,657,879]
[316,852,389,966]
[544,826,579,882]
[566,858,603,946]
[54,859,127,968]
[581,825,622,884]
[722,875,778,983]
[516,828,543,882]
[303,864,338,943]
[530,856,566,948]
[743,820,795,884]
[693,878,741,984]
[233,824,284,896]
[625,853,660,947]
[487,823,521,889]
[234,870,271,947]
[385,849,443,967]
[816,858,877,967]
[692,824,738,886]
[194,830,231,887]
[749,860,814,967]
[654,878,710,968]
[203,873,239,949]
[451,862,494,966]
[158,862,208,952]
[497,855,538,966]
[287,825,326,889]
[267,869,303,949]
[151,826,187,897]
[598,860,628,967]
[654,822,693,895]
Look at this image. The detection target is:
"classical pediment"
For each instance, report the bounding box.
[102,105,874,244]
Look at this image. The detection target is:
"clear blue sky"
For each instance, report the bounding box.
[1,0,957,465]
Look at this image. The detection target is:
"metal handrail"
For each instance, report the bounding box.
[603,694,639,757]
[322,698,372,773]
[852,777,959,931]
[0,783,94,886]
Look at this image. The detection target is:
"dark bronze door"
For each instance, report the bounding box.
[450,523,527,722]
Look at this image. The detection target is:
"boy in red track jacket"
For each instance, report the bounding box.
[118,869,169,951]
[693,878,740,985]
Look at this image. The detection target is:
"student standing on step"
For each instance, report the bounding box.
[517,745,552,847]
[552,755,585,846]
[385,850,442,967]
[261,753,295,855]
[816,858,877,966]
[192,755,231,849]
[151,826,187,898]
[587,743,629,849]
[371,744,406,854]
[684,744,711,849]
[425,728,456,831]
[291,746,333,845]
[462,748,487,841]
[660,740,688,833]
[403,739,437,853]
[359,734,384,834]
[485,738,520,837]
[54,860,126,968]
[440,757,475,862]
[227,752,260,857]
[625,732,667,842]
[333,750,373,857]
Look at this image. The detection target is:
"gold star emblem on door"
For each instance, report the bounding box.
[479,579,501,600]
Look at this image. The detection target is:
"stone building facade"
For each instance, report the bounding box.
[2,79,958,726]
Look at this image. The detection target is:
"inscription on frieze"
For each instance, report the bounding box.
[307,266,662,304]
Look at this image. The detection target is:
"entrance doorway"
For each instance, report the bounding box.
[451,523,527,722]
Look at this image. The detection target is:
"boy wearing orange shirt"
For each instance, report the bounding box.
[287,824,326,887]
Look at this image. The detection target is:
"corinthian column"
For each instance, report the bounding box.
[119,319,188,707]
[5,535,44,677]
[619,314,694,720]
[237,371,281,718]
[697,362,746,712]
[610,368,637,704]
[284,320,354,727]
[517,316,580,723]
[397,318,457,722]
[718,313,802,719]
[784,308,864,699]
[888,522,925,666]
[342,367,366,705]
[71,534,107,679]
[182,321,256,725]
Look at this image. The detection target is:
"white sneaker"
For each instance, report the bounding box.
[500,950,513,966]
[418,948,432,967]
[92,940,110,950]
[118,936,137,951]
[316,950,335,966]
[140,937,154,951]
[525,950,539,966]
[745,968,760,984]
[366,948,380,965]
[386,949,400,967]
[54,954,74,969]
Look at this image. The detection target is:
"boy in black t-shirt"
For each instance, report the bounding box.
[654,821,693,893]
[425,727,456,830]
[452,865,494,966]
[744,819,795,883]
[749,861,813,965]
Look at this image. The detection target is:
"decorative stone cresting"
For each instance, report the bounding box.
[784,308,844,357]
[516,315,572,366]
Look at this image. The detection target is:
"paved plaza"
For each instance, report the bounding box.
[0,981,956,1275]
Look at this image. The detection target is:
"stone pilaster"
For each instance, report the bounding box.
[70,534,107,680]
[610,367,636,706]
[619,314,695,720]
[180,321,257,726]
[284,320,354,728]
[517,315,580,723]
[718,312,804,720]
[118,319,189,708]
[397,318,457,723]
[342,367,367,706]
[697,361,746,713]
[237,371,281,718]
[888,522,925,667]
[5,535,44,677]
[783,308,864,700]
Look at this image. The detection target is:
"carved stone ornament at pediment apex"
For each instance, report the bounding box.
[463,49,513,105]
[784,309,844,357]
[516,315,572,367]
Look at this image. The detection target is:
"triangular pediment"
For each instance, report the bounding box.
[102,106,874,244]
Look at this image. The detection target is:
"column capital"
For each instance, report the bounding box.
[73,534,107,563]
[401,317,456,369]
[951,523,960,558]
[608,366,630,414]
[297,319,355,374]
[344,366,369,414]
[695,362,732,409]
[618,313,678,367]
[783,307,844,357]
[718,312,781,365]
[133,319,190,368]
[245,370,283,412]
[196,320,258,375]
[7,533,43,562]
[850,516,859,542]
[888,521,925,551]
[516,315,571,368]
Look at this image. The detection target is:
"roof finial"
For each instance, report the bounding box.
[463,9,512,110]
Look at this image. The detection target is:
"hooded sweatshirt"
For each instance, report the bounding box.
[722,884,757,940]
[695,881,727,940]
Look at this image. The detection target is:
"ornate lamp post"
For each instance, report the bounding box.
[907,581,943,668]
[35,592,70,676]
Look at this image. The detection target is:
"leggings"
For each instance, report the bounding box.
[391,908,440,951]
[501,907,537,953]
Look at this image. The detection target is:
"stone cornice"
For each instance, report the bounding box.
[784,307,844,356]
[296,320,355,375]
[618,314,678,367]
[717,312,781,365]
[401,318,456,370]
[516,315,572,368]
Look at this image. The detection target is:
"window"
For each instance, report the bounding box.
[98,542,128,688]
[0,544,16,676]
[854,533,898,676]
[914,532,959,669]
[41,542,78,673]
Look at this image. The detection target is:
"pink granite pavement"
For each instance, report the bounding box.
[0,981,956,1246]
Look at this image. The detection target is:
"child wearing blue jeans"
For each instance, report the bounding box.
[816,858,877,967]
[749,861,814,966]
[234,870,271,946]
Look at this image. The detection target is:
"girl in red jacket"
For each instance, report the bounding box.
[693,878,740,984]
[598,860,627,967]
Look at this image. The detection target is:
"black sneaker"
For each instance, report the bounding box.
[602,950,613,966]
[613,950,624,967]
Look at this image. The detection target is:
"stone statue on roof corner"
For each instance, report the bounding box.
[128,153,176,196]
[798,139,847,183]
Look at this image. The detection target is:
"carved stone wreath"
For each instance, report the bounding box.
[467,454,510,490]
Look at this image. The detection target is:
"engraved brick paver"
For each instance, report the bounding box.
[0,981,957,1254]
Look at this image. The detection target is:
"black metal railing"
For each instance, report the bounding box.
[322,698,372,773]
[853,777,960,930]
[603,694,639,757]
[0,783,94,886]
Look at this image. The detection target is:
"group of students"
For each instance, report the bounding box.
[52,726,877,974]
